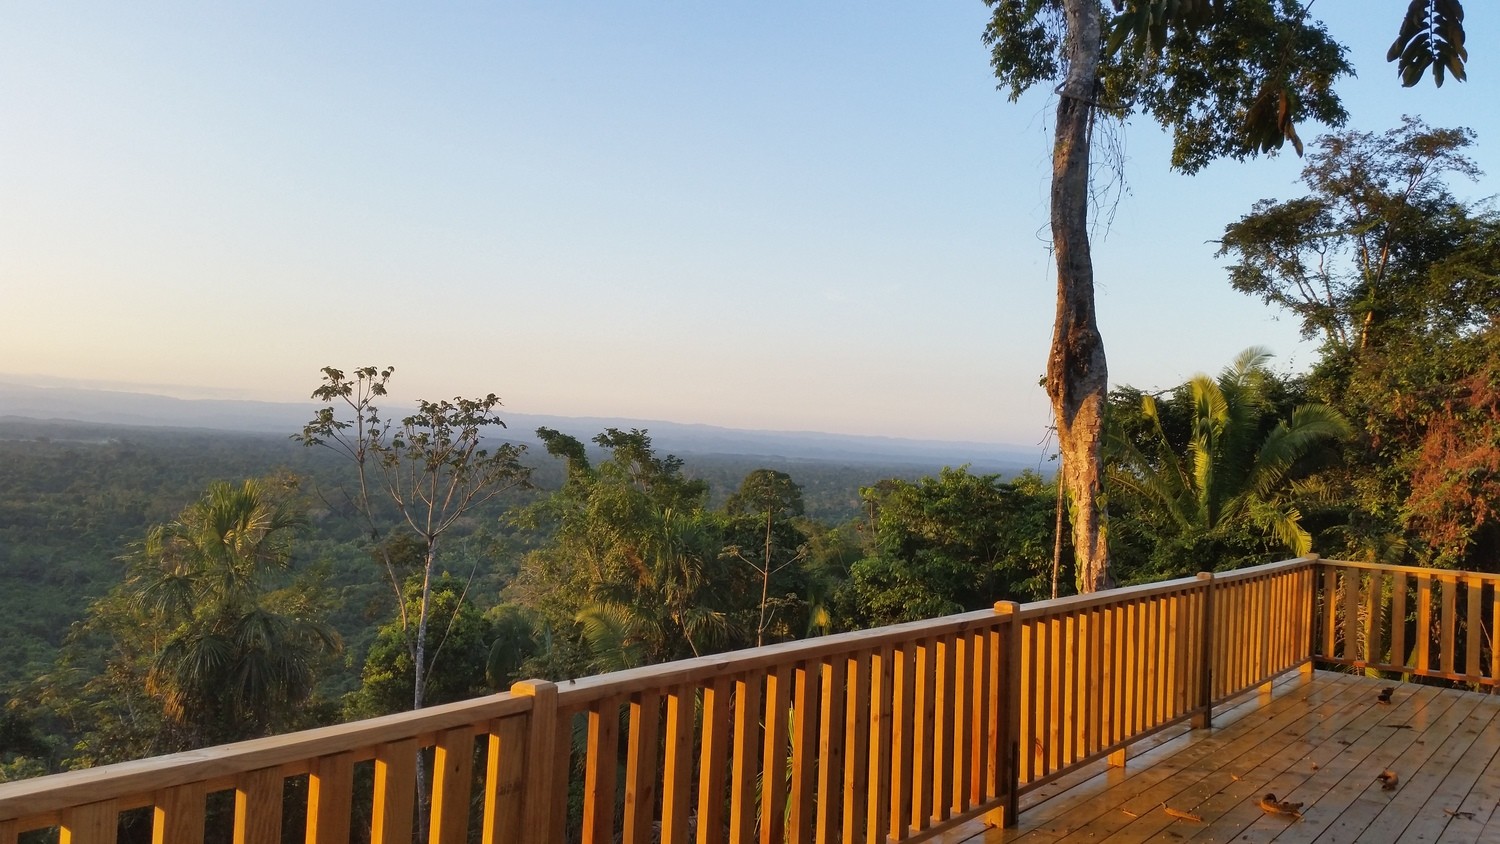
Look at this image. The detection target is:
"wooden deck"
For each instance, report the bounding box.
[956,670,1500,843]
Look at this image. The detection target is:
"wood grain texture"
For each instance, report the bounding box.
[152,782,205,844]
[233,768,282,844]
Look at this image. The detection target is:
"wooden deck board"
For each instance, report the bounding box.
[958,672,1500,844]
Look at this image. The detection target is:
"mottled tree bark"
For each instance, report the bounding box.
[1048,0,1113,592]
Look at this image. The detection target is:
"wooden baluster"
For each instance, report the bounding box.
[1260,576,1274,680]
[1088,606,1104,750]
[969,630,991,806]
[761,669,789,844]
[623,690,661,844]
[1104,603,1121,749]
[1342,568,1362,666]
[373,740,417,844]
[731,673,763,844]
[1016,623,1034,785]
[1045,616,1063,772]
[235,769,283,844]
[910,638,933,830]
[698,677,731,844]
[153,782,205,844]
[1442,575,1459,676]
[1467,578,1484,679]
[950,633,972,814]
[662,685,696,844]
[1164,594,1181,719]
[931,635,954,824]
[789,661,819,844]
[482,720,526,844]
[0,819,15,844]
[1193,573,1214,729]
[867,645,893,844]
[1142,599,1159,730]
[888,644,914,840]
[1363,571,1381,669]
[815,656,846,844]
[1060,614,1078,762]
[431,728,477,844]
[59,800,116,844]
[1391,571,1409,669]
[1321,565,1338,659]
[583,698,622,844]
[842,651,869,843]
[1417,574,1434,674]
[306,752,354,844]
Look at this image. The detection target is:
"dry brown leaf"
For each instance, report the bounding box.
[1377,769,1399,791]
[1443,808,1475,820]
[1164,806,1203,822]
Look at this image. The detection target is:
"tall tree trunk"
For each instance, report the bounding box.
[1048,0,1113,593]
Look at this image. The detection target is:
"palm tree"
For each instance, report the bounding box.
[126,479,339,747]
[1108,348,1350,565]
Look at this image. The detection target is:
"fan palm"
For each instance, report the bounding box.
[1109,348,1350,560]
[126,479,338,746]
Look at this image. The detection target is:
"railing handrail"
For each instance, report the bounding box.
[0,691,532,819]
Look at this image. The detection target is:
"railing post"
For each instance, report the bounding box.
[1192,573,1214,730]
[511,679,560,843]
[991,602,1022,829]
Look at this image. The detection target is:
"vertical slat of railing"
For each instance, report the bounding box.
[951,635,972,817]
[697,677,731,843]
[59,800,116,844]
[0,819,14,844]
[761,669,789,844]
[1342,568,1360,665]
[789,661,818,844]
[868,645,893,844]
[374,739,416,844]
[931,634,954,826]
[154,782,205,844]
[888,645,913,842]
[841,652,869,843]
[235,768,282,844]
[1416,574,1434,674]
[431,728,475,844]
[582,698,621,844]
[306,752,354,844]
[1466,579,1483,678]
[1321,565,1337,659]
[967,631,988,810]
[622,691,660,844]
[1363,569,1382,667]
[815,655,846,844]
[730,673,762,844]
[1046,616,1063,774]
[1016,623,1034,786]
[661,685,695,844]
[910,638,933,830]
[1391,571,1409,667]
[482,717,526,844]
[1442,575,1459,676]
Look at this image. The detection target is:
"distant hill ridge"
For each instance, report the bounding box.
[0,381,1043,473]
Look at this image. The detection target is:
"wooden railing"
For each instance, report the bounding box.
[1311,559,1500,687]
[5,554,1468,844]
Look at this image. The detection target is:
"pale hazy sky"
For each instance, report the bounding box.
[2,3,1495,444]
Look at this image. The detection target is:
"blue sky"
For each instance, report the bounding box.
[2,2,1495,445]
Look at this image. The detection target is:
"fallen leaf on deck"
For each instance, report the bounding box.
[1377,769,1398,791]
[1259,794,1304,819]
[1121,808,1138,818]
[1163,806,1203,822]
[1442,808,1475,820]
